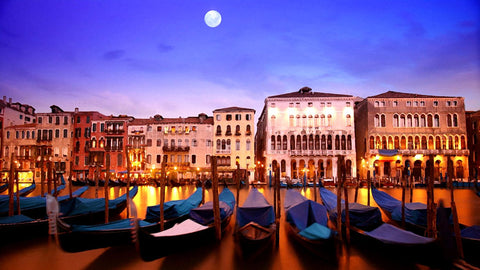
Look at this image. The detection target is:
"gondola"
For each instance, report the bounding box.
[234,188,275,257]
[71,178,87,186]
[0,186,89,218]
[320,187,439,265]
[283,189,336,260]
[60,186,138,225]
[0,182,8,194]
[56,187,203,253]
[138,187,235,261]
[0,186,89,241]
[371,186,480,266]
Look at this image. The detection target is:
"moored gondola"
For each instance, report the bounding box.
[137,187,235,261]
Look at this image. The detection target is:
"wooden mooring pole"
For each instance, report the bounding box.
[8,153,15,216]
[160,162,166,231]
[449,175,464,259]
[104,153,110,224]
[211,156,221,241]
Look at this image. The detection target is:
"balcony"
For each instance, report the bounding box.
[165,162,190,169]
[162,146,190,152]
[368,149,470,156]
[215,149,231,154]
[104,146,123,151]
[106,129,125,135]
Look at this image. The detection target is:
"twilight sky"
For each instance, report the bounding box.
[1,0,479,120]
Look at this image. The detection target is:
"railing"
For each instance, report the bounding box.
[162,146,190,152]
[368,149,470,156]
[106,129,124,135]
[215,149,231,154]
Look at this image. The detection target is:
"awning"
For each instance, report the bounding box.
[378,149,398,157]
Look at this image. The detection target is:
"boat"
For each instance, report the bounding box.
[0,186,89,241]
[71,178,87,186]
[46,175,66,196]
[60,186,138,225]
[144,187,203,224]
[138,187,235,261]
[283,189,336,259]
[0,186,89,218]
[56,187,203,253]
[0,182,8,194]
[371,186,480,266]
[234,188,275,257]
[320,187,439,265]
[370,185,443,234]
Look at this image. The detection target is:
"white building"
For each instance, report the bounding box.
[256,87,358,182]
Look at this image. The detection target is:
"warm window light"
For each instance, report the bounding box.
[414,154,423,160]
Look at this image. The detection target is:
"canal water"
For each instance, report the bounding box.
[0,183,479,270]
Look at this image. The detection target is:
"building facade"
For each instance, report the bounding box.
[128,113,214,181]
[2,124,37,181]
[256,87,357,183]
[0,96,36,171]
[355,91,469,181]
[213,107,255,181]
[466,110,480,180]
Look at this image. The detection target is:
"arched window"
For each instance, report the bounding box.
[308,135,314,150]
[341,135,346,150]
[427,114,433,127]
[434,114,440,127]
[369,136,375,149]
[381,114,386,127]
[222,139,226,150]
[453,114,458,127]
[216,139,221,150]
[420,114,426,127]
[394,136,400,149]
[382,136,387,149]
[246,125,251,135]
[447,114,452,127]
[321,135,326,150]
[393,114,399,127]
[335,135,340,150]
[283,135,288,150]
[236,140,241,151]
[226,125,232,136]
[296,135,301,150]
[407,114,412,127]
[271,135,276,150]
[246,139,251,151]
[290,135,295,150]
[327,115,332,126]
[414,114,419,127]
[277,135,281,150]
[461,136,466,149]
[375,114,380,127]
[435,136,441,150]
[347,135,352,150]
[428,136,434,149]
[320,115,325,126]
[315,135,320,150]
[216,125,222,135]
[302,135,307,150]
[327,135,332,150]
[401,136,406,149]
[421,136,427,149]
[235,125,241,135]
[400,114,406,127]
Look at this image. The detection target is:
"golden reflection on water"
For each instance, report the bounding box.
[2,184,479,270]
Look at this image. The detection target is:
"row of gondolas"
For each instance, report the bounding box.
[1,182,479,268]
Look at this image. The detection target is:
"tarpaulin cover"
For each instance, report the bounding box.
[65,186,138,216]
[461,225,480,239]
[299,222,332,240]
[71,218,153,232]
[236,188,274,228]
[365,223,434,244]
[320,187,382,230]
[378,149,398,156]
[189,187,235,226]
[145,188,203,221]
[284,188,308,212]
[0,214,35,224]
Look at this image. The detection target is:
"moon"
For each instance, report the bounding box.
[204,10,221,28]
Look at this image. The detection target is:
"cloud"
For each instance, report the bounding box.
[157,43,173,53]
[102,50,125,60]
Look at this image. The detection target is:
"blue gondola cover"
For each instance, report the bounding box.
[190,187,235,225]
[146,188,203,221]
[236,188,274,228]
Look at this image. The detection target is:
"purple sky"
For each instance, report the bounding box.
[1,1,479,119]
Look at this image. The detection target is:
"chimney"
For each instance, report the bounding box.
[75,107,79,113]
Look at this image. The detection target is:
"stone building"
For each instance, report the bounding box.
[127,113,214,181]
[466,110,480,180]
[213,107,255,182]
[2,123,37,182]
[256,87,357,183]
[0,96,36,171]
[355,91,469,182]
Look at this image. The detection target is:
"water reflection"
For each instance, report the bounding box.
[1,184,479,269]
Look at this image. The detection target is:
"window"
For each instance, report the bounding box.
[271,103,276,107]
[76,116,80,123]
[100,123,104,132]
[157,155,161,163]
[406,101,411,106]
[64,116,68,124]
[216,114,221,121]
[420,101,425,107]
[447,101,451,106]
[433,101,438,106]
[226,114,232,121]
[246,139,251,151]
[86,116,90,123]
[235,114,241,120]
[192,139,197,147]
[55,116,60,125]
[147,139,152,146]
[206,155,211,164]
[246,114,251,121]
[32,131,35,139]
[327,102,331,107]
[157,126,162,132]
[55,129,60,138]
[92,123,97,132]
[289,103,294,107]
[346,102,351,107]
[192,155,196,164]
[393,101,398,107]
[236,140,240,151]
[38,117,42,124]
[216,125,222,135]
[118,153,123,167]
[308,102,313,107]
[157,139,162,146]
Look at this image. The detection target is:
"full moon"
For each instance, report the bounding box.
[204,10,221,28]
